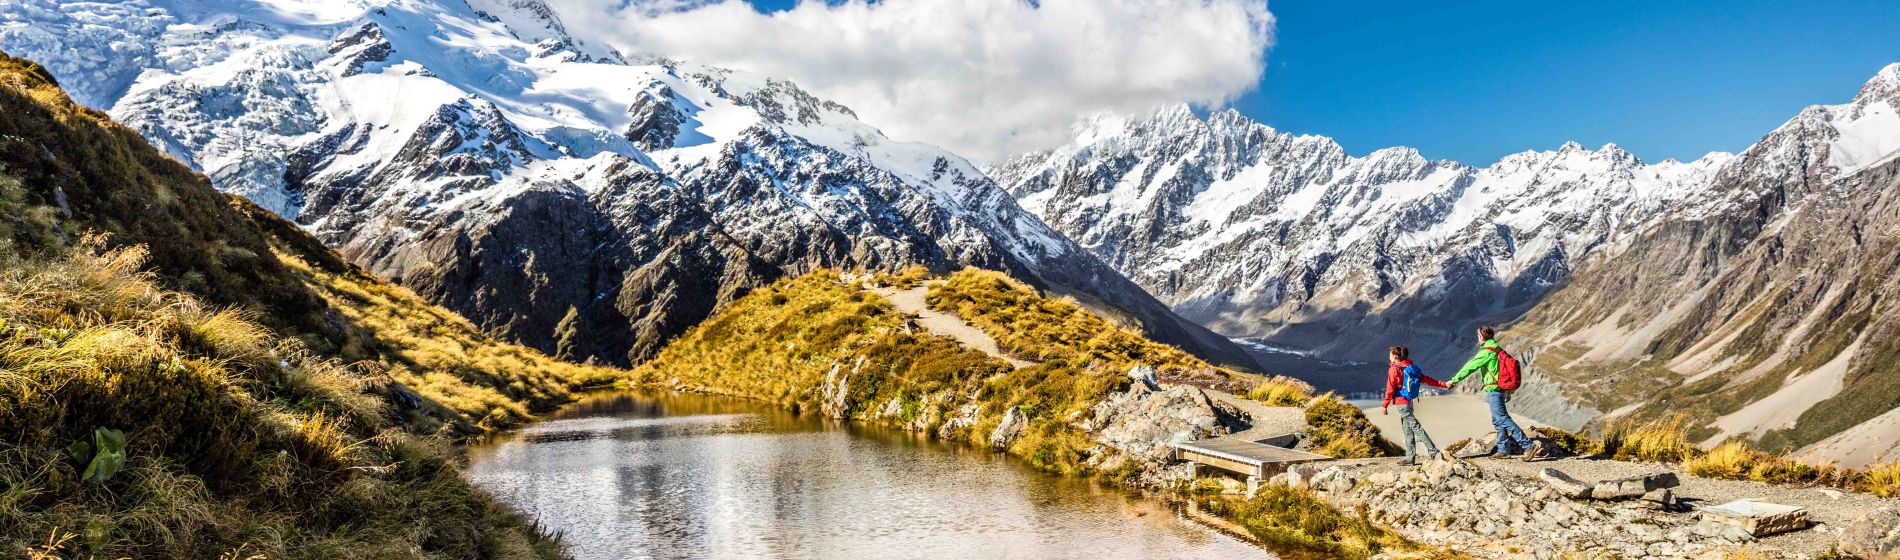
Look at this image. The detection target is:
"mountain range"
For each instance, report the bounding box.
[0,0,1253,368]
[991,64,1900,460]
[6,0,1900,461]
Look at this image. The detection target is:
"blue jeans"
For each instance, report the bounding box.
[1397,403,1438,462]
[1488,391,1534,454]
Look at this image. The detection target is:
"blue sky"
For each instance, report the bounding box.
[742,0,1898,165]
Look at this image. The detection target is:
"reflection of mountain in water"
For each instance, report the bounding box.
[466,390,1274,559]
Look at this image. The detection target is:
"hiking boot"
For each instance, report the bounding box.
[1521,440,1549,462]
[1398,459,1418,467]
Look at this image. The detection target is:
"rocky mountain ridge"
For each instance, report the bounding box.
[993,67,1897,397]
[1508,64,1900,465]
[0,0,1254,368]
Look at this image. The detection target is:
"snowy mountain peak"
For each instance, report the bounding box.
[1857,62,1900,105]
[991,80,1884,381]
[0,0,1256,368]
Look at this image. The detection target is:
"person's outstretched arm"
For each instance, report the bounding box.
[1420,373,1449,389]
[1447,351,1490,386]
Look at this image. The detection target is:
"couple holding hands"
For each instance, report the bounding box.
[1381,326,1546,466]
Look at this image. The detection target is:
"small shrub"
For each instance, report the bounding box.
[1686,442,1757,479]
[1304,394,1398,459]
[1604,414,1701,463]
[1247,376,1312,406]
[1197,485,1405,558]
[1531,426,1604,458]
[1863,461,1900,497]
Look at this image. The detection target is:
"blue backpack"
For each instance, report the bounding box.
[1398,364,1423,400]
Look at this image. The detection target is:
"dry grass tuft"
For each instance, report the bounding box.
[1861,461,1900,497]
[1304,394,1398,459]
[1603,414,1701,463]
[1248,376,1313,407]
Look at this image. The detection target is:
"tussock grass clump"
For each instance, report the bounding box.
[1861,461,1900,497]
[1197,485,1408,559]
[1304,394,1399,459]
[0,242,564,558]
[926,269,1234,380]
[1529,426,1605,458]
[868,265,933,289]
[275,253,621,436]
[1248,376,1313,407]
[1603,414,1701,463]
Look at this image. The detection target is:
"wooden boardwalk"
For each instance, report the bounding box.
[1174,436,1330,480]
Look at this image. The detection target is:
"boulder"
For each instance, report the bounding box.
[989,406,1027,448]
[1590,472,1680,500]
[1310,466,1356,494]
[1540,468,1594,499]
[1699,500,1810,537]
[1841,508,1900,559]
[1639,488,1675,510]
[1090,385,1238,459]
[1127,364,1161,392]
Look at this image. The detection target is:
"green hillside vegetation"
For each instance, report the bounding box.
[637,269,1415,557]
[0,50,618,557]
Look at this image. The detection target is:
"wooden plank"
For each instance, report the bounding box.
[1173,435,1332,478]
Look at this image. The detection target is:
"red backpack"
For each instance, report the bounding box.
[1485,346,1522,391]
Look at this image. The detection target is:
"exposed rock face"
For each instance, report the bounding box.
[6,0,1255,368]
[990,406,1028,448]
[993,106,1729,385]
[1087,384,1243,460]
[1508,65,1900,463]
[1842,508,1900,560]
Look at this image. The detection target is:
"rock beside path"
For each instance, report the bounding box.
[1087,384,1240,461]
[1841,508,1900,559]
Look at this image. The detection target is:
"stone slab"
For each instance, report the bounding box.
[1700,500,1811,537]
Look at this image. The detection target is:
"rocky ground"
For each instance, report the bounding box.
[1265,453,1900,559]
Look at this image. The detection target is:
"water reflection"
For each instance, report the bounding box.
[466,389,1272,560]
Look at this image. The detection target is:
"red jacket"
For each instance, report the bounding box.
[1383,359,1447,409]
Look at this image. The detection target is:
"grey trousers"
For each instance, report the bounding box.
[1398,402,1438,461]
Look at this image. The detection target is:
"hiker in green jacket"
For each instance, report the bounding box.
[1447,326,1542,460]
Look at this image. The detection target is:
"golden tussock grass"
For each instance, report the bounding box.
[1196,484,1411,559]
[0,241,568,559]
[1248,376,1313,407]
[1303,394,1399,459]
[1602,413,1701,463]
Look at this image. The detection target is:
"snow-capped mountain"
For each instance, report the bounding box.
[1508,64,1900,463]
[992,106,1732,388]
[0,0,1255,367]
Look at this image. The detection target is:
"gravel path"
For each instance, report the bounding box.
[1207,390,1307,439]
[870,283,1036,369]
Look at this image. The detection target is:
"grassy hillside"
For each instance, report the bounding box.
[637,269,1414,557]
[0,50,619,558]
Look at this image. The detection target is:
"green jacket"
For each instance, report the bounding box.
[1448,339,1503,392]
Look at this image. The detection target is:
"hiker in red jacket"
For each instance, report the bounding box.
[1382,345,1449,466]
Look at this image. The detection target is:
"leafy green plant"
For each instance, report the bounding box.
[63,427,126,485]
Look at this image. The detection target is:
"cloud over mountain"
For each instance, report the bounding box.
[554,0,1275,162]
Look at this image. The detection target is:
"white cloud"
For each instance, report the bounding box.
[552,0,1274,162]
